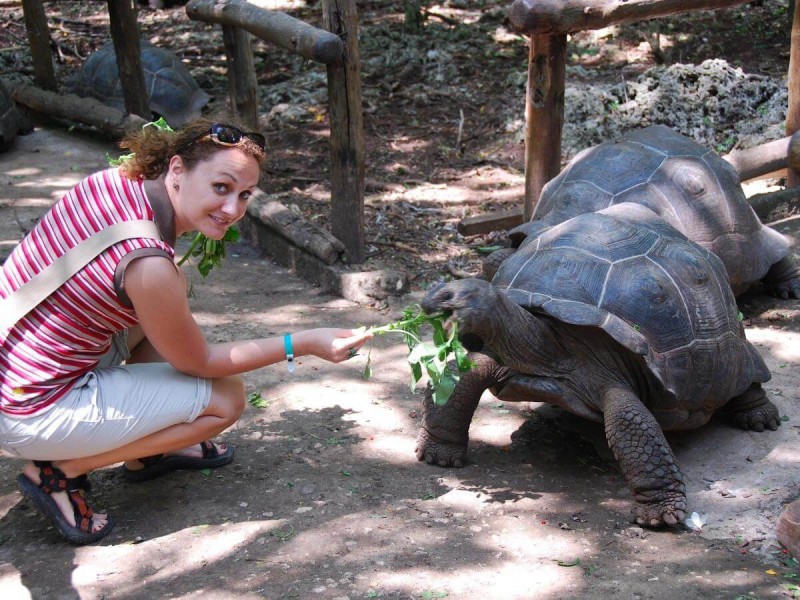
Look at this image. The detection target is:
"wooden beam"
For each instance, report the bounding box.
[222,25,259,129]
[788,0,800,187]
[524,33,566,220]
[20,0,57,91]
[323,0,366,264]
[509,0,753,35]
[107,0,151,119]
[186,0,344,64]
[8,80,148,137]
[458,207,525,236]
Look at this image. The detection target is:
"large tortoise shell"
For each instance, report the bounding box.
[521,125,787,295]
[68,41,209,128]
[494,203,770,410]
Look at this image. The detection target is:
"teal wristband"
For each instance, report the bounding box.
[283,333,294,373]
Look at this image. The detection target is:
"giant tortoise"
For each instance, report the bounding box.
[419,198,781,528]
[502,125,800,298]
[68,41,209,128]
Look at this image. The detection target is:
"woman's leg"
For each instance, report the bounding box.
[21,374,245,532]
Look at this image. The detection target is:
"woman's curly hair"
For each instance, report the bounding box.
[117,114,266,180]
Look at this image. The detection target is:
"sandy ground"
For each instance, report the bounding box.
[0,127,799,600]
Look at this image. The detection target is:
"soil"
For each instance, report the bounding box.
[1,2,800,599]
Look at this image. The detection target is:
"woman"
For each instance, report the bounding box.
[0,117,371,545]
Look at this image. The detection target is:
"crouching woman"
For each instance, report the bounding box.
[0,117,371,544]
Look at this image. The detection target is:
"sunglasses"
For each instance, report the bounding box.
[191,123,266,152]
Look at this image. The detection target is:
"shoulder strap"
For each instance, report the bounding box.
[1,219,161,334]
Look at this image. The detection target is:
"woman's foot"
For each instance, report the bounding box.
[122,440,235,482]
[18,461,113,545]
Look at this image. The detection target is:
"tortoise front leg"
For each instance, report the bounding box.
[416,353,509,468]
[601,387,687,527]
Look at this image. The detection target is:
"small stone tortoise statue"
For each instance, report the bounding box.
[68,41,209,128]
[419,127,787,528]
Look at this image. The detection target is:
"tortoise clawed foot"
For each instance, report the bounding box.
[731,404,781,432]
[632,493,686,528]
[415,429,467,469]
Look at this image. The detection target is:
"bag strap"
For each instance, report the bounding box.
[1,219,161,333]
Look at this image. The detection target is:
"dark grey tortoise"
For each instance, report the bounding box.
[68,41,209,128]
[507,125,800,299]
[419,202,780,527]
[0,79,22,151]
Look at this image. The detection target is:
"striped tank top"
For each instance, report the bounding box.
[0,168,174,416]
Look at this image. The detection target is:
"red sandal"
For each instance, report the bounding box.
[16,461,114,545]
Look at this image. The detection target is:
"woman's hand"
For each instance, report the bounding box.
[296,328,372,363]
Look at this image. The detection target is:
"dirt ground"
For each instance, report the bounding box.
[2,1,800,599]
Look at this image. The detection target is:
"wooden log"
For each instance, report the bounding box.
[107,0,151,119]
[8,80,148,137]
[788,0,800,187]
[222,25,259,129]
[524,33,566,220]
[255,196,345,265]
[21,0,57,91]
[749,186,800,224]
[722,135,792,182]
[323,0,366,263]
[458,207,524,236]
[185,0,344,64]
[509,0,753,35]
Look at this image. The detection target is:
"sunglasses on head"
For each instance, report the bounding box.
[192,123,266,152]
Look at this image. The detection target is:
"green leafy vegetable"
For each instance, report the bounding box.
[246,391,269,409]
[106,117,237,278]
[364,304,473,405]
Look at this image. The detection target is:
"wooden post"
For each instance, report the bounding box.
[107,0,151,120]
[523,33,566,220]
[21,0,57,91]
[788,0,800,187]
[322,0,366,264]
[222,26,259,130]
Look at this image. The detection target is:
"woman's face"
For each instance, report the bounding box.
[169,147,261,239]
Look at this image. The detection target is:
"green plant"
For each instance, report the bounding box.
[107,117,236,278]
[363,305,473,405]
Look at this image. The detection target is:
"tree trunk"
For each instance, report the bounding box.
[107,0,151,120]
[524,34,566,220]
[222,25,259,130]
[21,0,57,91]
[323,0,366,264]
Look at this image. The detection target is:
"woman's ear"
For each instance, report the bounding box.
[167,154,184,177]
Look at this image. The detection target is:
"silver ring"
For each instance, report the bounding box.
[347,348,357,359]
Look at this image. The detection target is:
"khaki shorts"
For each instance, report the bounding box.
[0,331,212,460]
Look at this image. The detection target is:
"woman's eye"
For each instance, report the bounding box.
[213,183,228,194]
[240,191,252,201]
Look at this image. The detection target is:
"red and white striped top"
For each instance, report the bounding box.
[0,168,174,417]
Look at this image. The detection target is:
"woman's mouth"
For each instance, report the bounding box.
[209,214,231,227]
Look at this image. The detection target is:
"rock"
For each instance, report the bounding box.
[776,499,800,558]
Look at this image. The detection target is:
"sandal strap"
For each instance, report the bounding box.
[200,440,220,459]
[33,460,68,494]
[66,487,94,533]
[32,461,95,533]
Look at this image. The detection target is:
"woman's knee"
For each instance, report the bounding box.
[207,375,246,422]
